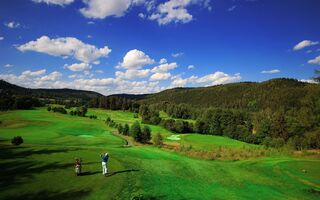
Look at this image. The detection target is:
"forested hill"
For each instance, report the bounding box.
[138,78,319,111]
[0,80,102,102]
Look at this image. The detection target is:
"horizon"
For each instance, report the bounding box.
[0,0,319,95]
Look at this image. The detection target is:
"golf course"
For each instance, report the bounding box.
[0,108,319,200]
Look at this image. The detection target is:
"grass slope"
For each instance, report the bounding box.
[0,109,319,200]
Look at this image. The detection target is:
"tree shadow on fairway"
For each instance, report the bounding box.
[4,189,91,200]
[0,144,75,159]
[80,171,101,176]
[0,144,75,189]
[106,169,139,177]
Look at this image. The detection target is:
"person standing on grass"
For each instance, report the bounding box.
[101,152,109,176]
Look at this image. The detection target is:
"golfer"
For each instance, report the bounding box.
[101,152,109,176]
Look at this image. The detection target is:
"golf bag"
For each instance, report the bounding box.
[75,158,82,176]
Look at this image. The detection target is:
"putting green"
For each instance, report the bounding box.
[0,108,319,199]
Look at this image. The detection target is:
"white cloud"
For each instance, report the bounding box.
[117,49,154,69]
[149,0,193,25]
[22,69,46,77]
[159,58,167,64]
[171,52,184,57]
[138,13,146,18]
[227,5,237,12]
[170,71,241,88]
[87,35,93,38]
[31,0,74,6]
[187,65,194,69]
[95,70,104,73]
[115,69,150,80]
[196,71,241,85]
[5,21,20,29]
[300,79,317,84]
[293,40,319,51]
[170,76,189,87]
[261,69,281,74]
[150,72,171,81]
[87,21,95,25]
[0,37,4,41]
[80,0,144,19]
[308,56,320,65]
[151,62,177,73]
[17,36,111,64]
[37,71,62,81]
[64,62,92,72]
[4,64,13,68]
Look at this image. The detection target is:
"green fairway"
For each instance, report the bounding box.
[179,134,259,151]
[0,108,319,199]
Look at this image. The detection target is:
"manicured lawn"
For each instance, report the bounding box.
[178,134,259,150]
[0,108,319,199]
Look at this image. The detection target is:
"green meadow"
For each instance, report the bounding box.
[0,108,319,199]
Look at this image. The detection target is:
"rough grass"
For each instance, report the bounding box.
[0,108,319,200]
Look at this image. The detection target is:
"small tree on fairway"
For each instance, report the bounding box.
[11,136,23,145]
[141,126,151,143]
[123,124,130,135]
[130,121,142,142]
[117,124,123,134]
[152,133,163,147]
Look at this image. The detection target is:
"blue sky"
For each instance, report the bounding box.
[0,0,319,95]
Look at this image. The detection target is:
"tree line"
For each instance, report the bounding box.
[105,116,152,144]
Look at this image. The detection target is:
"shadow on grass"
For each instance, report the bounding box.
[0,144,75,189]
[106,169,139,177]
[80,171,101,176]
[0,144,74,159]
[4,189,91,200]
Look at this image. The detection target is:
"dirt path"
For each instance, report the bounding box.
[110,130,134,147]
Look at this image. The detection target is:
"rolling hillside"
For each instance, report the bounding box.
[0,80,102,102]
[137,78,319,111]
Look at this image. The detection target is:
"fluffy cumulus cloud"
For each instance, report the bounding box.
[308,56,320,65]
[64,62,92,72]
[0,69,62,89]
[80,0,145,19]
[151,62,177,73]
[148,0,211,25]
[149,0,193,25]
[261,69,280,74]
[115,69,150,79]
[293,40,319,51]
[150,72,171,81]
[117,49,154,69]
[300,79,317,84]
[5,21,20,28]
[17,36,111,64]
[187,65,195,69]
[21,69,46,77]
[170,71,241,88]
[31,0,74,6]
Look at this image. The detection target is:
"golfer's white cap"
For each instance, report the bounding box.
[105,152,108,156]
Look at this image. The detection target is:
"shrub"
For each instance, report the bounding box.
[152,133,163,146]
[141,126,151,143]
[130,121,142,142]
[11,136,23,145]
[117,124,123,134]
[123,124,130,135]
[47,106,51,111]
